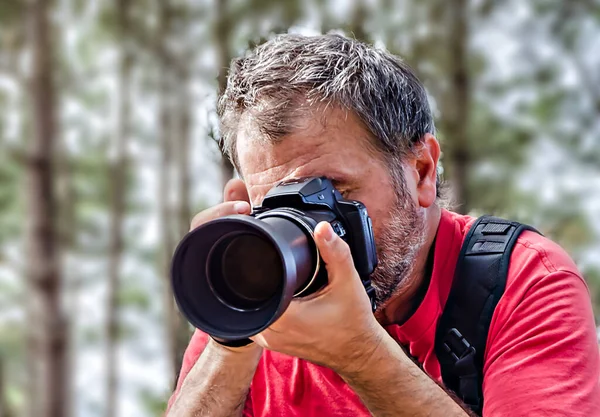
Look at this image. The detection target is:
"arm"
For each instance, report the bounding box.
[335,327,473,417]
[167,338,262,417]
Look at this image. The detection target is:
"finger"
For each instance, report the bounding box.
[189,200,251,231]
[223,178,250,203]
[313,221,356,286]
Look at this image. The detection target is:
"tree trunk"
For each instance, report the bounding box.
[173,63,193,375]
[176,71,192,241]
[215,0,235,188]
[0,356,11,417]
[443,0,471,213]
[25,1,68,417]
[156,1,183,388]
[105,1,132,416]
[349,0,369,43]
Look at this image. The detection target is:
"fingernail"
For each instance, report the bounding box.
[234,202,249,213]
[321,223,335,243]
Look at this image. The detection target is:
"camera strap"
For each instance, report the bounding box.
[434,215,540,415]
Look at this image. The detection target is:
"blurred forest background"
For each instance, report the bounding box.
[0,0,599,416]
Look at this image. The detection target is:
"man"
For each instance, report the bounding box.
[166,34,600,416]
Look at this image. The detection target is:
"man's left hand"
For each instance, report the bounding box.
[251,221,386,375]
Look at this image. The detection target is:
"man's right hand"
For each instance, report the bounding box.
[186,177,259,356]
[189,178,252,231]
[166,178,262,417]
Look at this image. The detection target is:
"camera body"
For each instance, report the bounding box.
[254,176,378,310]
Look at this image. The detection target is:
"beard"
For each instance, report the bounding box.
[369,177,427,310]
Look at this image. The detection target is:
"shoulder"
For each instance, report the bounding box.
[448,210,587,302]
[489,227,591,348]
[503,229,585,306]
[513,229,581,275]
[481,228,600,415]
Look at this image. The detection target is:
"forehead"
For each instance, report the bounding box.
[235,107,385,205]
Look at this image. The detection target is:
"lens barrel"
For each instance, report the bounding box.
[171,213,322,340]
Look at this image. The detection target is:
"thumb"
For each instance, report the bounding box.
[223,178,250,203]
[313,221,357,286]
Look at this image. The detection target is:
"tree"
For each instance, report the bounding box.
[105,0,133,416]
[215,0,235,189]
[25,0,69,416]
[439,0,471,213]
[174,30,194,382]
[155,0,192,387]
[0,356,12,417]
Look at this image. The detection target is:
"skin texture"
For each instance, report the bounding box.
[168,107,472,416]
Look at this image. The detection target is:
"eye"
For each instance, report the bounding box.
[326,176,354,198]
[332,183,351,198]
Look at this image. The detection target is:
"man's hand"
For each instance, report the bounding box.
[166,179,263,417]
[187,177,263,356]
[251,221,385,374]
[189,178,252,230]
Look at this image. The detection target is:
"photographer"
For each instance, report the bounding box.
[165,34,600,416]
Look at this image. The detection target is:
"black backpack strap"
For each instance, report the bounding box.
[435,215,539,415]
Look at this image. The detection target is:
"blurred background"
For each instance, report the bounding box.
[0,0,599,416]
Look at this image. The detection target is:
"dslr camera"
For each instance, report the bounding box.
[171,177,378,343]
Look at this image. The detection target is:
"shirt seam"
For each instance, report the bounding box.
[513,239,557,274]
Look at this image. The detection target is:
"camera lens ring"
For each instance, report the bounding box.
[171,215,304,339]
[256,208,321,297]
[204,231,281,312]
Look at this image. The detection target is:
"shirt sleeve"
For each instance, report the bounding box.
[165,330,254,416]
[482,270,600,416]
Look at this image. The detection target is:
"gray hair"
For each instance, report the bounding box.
[218,33,438,194]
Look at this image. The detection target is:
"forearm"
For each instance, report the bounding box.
[167,339,262,417]
[337,327,472,417]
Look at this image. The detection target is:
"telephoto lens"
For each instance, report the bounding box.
[170,177,378,342]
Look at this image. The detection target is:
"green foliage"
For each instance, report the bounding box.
[584,267,600,322]
[118,282,151,311]
[0,152,22,247]
[0,322,26,413]
[0,0,24,48]
[140,388,170,417]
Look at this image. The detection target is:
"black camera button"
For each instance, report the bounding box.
[331,220,346,237]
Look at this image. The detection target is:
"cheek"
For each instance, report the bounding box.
[353,191,396,245]
[348,167,398,242]
[369,208,394,247]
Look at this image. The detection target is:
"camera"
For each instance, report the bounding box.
[170,177,378,342]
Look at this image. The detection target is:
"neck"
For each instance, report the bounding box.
[376,204,442,326]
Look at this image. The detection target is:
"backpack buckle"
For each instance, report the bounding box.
[443,328,476,362]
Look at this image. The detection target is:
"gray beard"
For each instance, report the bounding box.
[369,188,427,309]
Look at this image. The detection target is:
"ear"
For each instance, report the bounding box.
[414,133,440,208]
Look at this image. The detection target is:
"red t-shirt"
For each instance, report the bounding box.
[167,209,600,416]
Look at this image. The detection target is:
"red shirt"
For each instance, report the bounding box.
[168,209,600,416]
